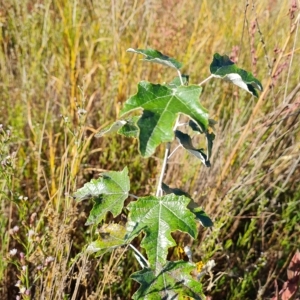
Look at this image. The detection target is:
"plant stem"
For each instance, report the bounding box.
[199,74,213,86]
[156,111,183,196]
[156,143,170,197]
[177,69,184,85]
[129,193,139,199]
[168,144,181,159]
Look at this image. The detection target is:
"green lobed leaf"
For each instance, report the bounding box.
[175,130,210,167]
[95,120,127,138]
[190,207,213,227]
[161,182,191,198]
[189,120,205,134]
[126,194,197,271]
[131,261,204,300]
[210,53,263,97]
[117,116,139,138]
[121,81,209,157]
[162,183,213,228]
[168,75,189,87]
[127,48,182,70]
[73,167,130,225]
[95,117,140,138]
[188,121,216,162]
[86,224,127,255]
[189,119,217,134]
[206,130,215,161]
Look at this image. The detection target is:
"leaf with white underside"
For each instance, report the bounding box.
[168,75,189,87]
[175,130,210,167]
[206,130,215,161]
[126,194,197,271]
[189,119,205,133]
[117,116,139,138]
[188,120,215,161]
[210,53,263,97]
[131,261,204,300]
[95,120,127,138]
[73,167,130,225]
[95,117,140,138]
[86,224,127,255]
[189,119,217,133]
[121,81,208,157]
[127,48,182,70]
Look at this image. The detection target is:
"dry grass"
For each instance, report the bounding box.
[0,0,300,299]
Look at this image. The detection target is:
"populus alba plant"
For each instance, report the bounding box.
[74,48,262,299]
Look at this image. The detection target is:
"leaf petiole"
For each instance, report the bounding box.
[177,69,184,85]
[129,193,139,199]
[198,74,214,86]
[168,144,182,159]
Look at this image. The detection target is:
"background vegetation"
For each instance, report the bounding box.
[0,0,299,299]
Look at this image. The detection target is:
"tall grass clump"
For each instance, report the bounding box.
[0,0,300,299]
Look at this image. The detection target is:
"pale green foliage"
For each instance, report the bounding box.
[121,82,208,157]
[210,53,263,97]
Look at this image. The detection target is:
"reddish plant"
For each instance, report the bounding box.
[272,250,300,300]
